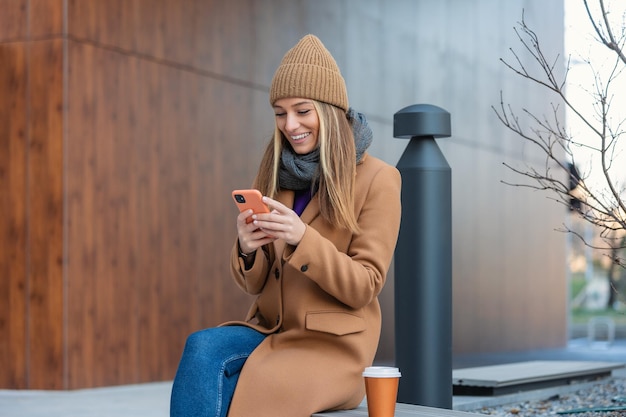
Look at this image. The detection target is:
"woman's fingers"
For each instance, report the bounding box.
[239,196,305,247]
[252,198,305,246]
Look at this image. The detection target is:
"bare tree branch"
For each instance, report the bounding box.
[585,0,626,64]
[494,4,626,279]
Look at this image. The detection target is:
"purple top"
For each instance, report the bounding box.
[293,189,312,216]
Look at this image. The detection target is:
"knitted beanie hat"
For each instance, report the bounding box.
[270,34,349,112]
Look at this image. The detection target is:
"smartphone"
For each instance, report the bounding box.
[232,189,270,223]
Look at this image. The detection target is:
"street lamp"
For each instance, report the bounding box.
[394,104,452,409]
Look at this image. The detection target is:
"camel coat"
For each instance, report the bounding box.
[224,154,401,417]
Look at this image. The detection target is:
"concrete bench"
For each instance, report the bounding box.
[313,401,483,416]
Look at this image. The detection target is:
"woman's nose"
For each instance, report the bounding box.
[284,113,299,131]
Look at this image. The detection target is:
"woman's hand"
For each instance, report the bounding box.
[249,196,306,247]
[236,208,277,255]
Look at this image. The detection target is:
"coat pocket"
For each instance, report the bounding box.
[305,311,366,336]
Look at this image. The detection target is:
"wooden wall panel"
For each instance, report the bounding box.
[65,40,97,388]
[30,0,64,38]
[65,37,259,387]
[0,43,28,389]
[0,0,27,40]
[67,0,258,81]
[27,38,65,389]
[0,0,65,389]
[0,0,63,41]
[0,25,65,392]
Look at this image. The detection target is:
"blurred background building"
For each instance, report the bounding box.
[0,0,567,389]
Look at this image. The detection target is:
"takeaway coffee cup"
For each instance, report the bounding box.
[362,366,401,417]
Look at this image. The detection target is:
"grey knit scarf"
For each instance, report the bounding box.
[278,108,373,191]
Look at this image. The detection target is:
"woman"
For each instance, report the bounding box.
[170,34,401,417]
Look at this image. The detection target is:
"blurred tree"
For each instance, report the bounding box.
[494,0,626,308]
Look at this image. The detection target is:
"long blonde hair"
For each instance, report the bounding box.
[254,101,360,233]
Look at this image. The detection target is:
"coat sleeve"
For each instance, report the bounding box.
[284,163,401,310]
[230,242,271,295]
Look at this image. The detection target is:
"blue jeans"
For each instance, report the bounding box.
[170,326,266,417]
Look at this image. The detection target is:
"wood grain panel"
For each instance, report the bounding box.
[65,36,259,386]
[0,0,27,41]
[61,0,271,387]
[92,44,138,387]
[29,0,64,38]
[27,38,65,389]
[67,0,257,82]
[0,43,28,389]
[65,40,97,389]
[0,0,63,41]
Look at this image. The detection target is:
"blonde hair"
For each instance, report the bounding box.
[254,101,359,233]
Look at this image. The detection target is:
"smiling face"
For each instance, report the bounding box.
[273,97,320,155]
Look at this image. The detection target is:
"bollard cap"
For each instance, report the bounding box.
[393,104,451,139]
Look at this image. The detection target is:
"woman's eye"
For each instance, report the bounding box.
[298,110,310,115]
[274,112,286,117]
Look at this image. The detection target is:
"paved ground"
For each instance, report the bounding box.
[1,338,624,417]
[0,382,172,417]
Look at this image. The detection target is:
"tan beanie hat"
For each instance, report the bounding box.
[270,34,349,112]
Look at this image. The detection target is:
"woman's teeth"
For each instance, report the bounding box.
[291,133,309,140]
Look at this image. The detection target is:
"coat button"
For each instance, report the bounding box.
[300,264,308,272]
[274,268,280,279]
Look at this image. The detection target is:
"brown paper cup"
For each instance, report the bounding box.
[363,366,401,417]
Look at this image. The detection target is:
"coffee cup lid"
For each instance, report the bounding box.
[362,366,401,378]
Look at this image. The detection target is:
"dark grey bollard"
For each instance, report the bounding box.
[393,104,452,409]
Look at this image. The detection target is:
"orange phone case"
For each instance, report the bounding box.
[232,189,270,223]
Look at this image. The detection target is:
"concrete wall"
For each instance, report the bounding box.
[362,0,568,358]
